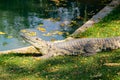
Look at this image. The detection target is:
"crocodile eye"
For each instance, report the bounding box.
[36,38,38,40]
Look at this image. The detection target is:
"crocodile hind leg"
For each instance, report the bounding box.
[82,41,100,56]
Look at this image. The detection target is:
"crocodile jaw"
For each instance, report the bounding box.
[20,33,50,54]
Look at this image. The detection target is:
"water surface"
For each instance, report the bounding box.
[0,0,107,51]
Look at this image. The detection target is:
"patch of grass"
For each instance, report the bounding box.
[0,50,120,80]
[0,4,120,80]
[74,5,120,38]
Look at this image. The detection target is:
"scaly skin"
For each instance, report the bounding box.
[20,33,120,59]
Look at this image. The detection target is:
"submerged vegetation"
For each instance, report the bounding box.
[0,1,120,80]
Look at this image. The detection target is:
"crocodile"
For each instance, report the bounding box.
[20,33,120,59]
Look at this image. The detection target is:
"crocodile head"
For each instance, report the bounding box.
[20,32,51,55]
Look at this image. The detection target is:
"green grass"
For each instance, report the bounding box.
[0,5,120,80]
[74,5,120,38]
[0,51,120,80]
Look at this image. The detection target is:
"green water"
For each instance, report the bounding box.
[0,0,108,51]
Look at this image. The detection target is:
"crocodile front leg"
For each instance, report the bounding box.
[39,52,65,60]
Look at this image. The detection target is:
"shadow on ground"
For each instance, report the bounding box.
[0,49,120,80]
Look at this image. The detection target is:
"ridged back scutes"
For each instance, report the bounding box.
[54,36,120,51]
[104,37,120,49]
[55,38,104,49]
